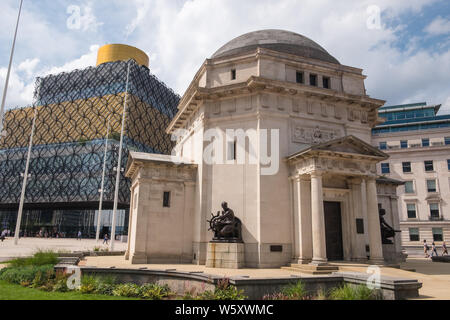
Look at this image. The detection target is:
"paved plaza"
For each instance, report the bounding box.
[1,238,449,300]
[79,256,450,300]
[0,237,127,262]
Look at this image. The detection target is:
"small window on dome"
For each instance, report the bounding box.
[309,74,317,87]
[296,71,304,84]
[323,77,330,89]
[231,69,236,80]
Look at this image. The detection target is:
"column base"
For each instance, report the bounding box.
[130,252,147,264]
[292,258,312,265]
[310,258,328,266]
[369,258,385,265]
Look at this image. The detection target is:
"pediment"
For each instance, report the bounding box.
[316,137,385,157]
[288,135,388,160]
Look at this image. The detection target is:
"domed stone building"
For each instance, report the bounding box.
[125,30,404,268]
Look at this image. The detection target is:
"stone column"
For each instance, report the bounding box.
[310,171,327,265]
[348,178,368,261]
[366,178,384,264]
[292,175,312,264]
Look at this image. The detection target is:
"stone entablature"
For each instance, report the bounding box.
[168,75,384,134]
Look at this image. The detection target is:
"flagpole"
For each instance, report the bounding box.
[0,0,23,138]
[96,116,111,242]
[14,106,37,245]
[110,61,131,251]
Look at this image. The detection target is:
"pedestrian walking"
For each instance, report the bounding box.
[431,242,438,257]
[77,230,82,241]
[103,233,109,245]
[443,241,448,256]
[424,239,430,258]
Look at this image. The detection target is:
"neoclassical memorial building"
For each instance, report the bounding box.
[125,30,404,268]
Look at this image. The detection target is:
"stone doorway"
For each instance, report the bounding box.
[324,201,344,261]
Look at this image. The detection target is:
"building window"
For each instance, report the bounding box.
[356,219,364,234]
[405,181,414,194]
[322,77,330,89]
[445,137,450,145]
[402,162,412,173]
[400,140,408,149]
[163,191,171,208]
[433,228,443,241]
[409,228,420,242]
[231,69,236,80]
[296,71,304,84]
[430,203,440,219]
[379,142,387,150]
[422,138,430,147]
[407,204,417,219]
[427,179,437,193]
[227,140,236,161]
[309,74,317,86]
[381,163,390,174]
[447,159,450,171]
[424,160,434,172]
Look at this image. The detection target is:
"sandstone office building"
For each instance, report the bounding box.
[125,30,404,268]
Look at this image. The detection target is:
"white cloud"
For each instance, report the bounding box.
[79,2,104,32]
[44,45,99,76]
[424,16,450,35]
[1,0,449,116]
[0,45,98,109]
[125,0,151,38]
[17,58,40,78]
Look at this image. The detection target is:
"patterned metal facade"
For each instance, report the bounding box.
[0,60,179,237]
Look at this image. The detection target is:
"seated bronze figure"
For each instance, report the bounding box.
[379,207,401,244]
[208,202,243,243]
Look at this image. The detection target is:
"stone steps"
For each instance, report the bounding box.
[282,264,339,275]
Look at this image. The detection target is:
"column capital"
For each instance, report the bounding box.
[347,177,363,185]
[310,171,323,179]
[365,176,377,183]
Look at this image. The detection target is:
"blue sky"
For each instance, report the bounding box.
[0,0,449,112]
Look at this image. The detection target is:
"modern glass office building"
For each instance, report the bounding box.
[373,102,450,135]
[0,45,179,238]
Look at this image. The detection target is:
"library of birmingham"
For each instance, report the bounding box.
[2,30,449,268]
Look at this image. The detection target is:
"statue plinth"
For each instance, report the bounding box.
[206,242,245,269]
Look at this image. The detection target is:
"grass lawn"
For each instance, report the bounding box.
[0,281,139,300]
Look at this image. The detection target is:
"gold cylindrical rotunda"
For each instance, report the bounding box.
[96,44,149,68]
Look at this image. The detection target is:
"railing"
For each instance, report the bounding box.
[429,216,444,221]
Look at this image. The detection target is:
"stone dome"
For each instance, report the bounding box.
[212,29,340,65]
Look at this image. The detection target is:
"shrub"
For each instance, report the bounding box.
[6,250,58,267]
[80,275,98,294]
[52,272,70,292]
[282,281,308,299]
[112,283,141,298]
[0,265,54,285]
[263,281,310,300]
[139,283,171,300]
[199,278,247,300]
[329,284,381,300]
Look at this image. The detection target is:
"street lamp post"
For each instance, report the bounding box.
[14,106,37,245]
[0,0,23,137]
[96,116,111,242]
[110,61,131,251]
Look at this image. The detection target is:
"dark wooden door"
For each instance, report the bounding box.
[324,202,344,261]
